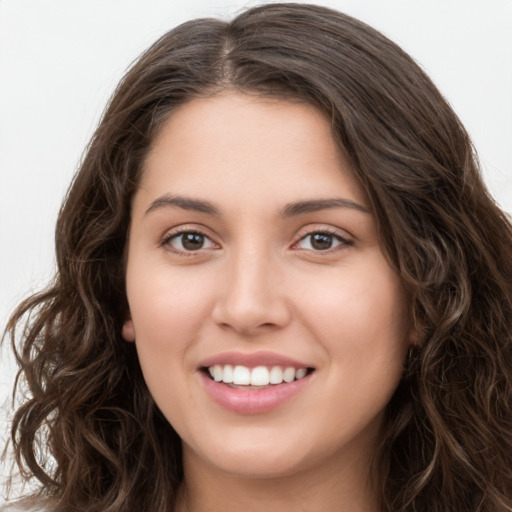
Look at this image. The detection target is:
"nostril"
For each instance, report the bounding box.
[260,322,279,329]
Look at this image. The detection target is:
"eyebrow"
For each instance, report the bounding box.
[280,198,370,216]
[144,194,369,217]
[145,195,220,216]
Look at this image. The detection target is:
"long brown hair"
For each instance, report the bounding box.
[3,3,512,511]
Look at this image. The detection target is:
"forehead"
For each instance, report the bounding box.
[138,92,367,212]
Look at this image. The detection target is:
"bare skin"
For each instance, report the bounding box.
[122,93,414,512]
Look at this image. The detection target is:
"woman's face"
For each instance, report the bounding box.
[123,93,414,480]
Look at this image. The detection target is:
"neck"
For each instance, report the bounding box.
[175,446,381,512]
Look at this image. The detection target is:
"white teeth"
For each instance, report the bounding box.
[269,366,283,384]
[207,364,309,386]
[283,367,295,383]
[212,364,223,382]
[232,365,251,385]
[223,364,234,383]
[295,368,307,380]
[251,366,270,386]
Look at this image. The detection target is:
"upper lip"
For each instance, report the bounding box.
[199,351,313,369]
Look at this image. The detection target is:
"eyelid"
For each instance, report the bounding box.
[291,225,354,252]
[160,224,221,253]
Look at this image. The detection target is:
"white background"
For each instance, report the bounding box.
[1,0,511,445]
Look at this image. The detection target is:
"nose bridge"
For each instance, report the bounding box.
[232,243,272,301]
[212,239,289,333]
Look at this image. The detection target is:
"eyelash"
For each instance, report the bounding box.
[161,228,218,256]
[293,228,354,253]
[161,227,353,256]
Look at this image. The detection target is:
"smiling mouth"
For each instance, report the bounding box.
[203,364,315,387]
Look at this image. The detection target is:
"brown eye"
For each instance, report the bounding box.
[310,233,335,250]
[182,232,205,250]
[296,231,351,251]
[166,231,216,252]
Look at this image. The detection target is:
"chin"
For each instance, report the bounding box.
[213,451,309,480]
[185,430,313,479]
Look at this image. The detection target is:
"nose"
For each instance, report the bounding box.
[211,247,292,336]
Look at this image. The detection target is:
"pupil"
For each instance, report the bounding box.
[311,233,332,250]
[182,233,204,250]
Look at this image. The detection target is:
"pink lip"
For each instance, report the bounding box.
[199,351,312,369]
[199,371,312,414]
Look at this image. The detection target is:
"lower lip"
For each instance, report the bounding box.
[200,372,312,414]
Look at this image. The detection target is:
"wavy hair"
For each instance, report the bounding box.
[3,3,512,511]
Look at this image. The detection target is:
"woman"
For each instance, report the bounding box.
[2,3,512,511]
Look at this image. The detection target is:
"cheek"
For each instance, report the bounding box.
[128,263,211,332]
[296,258,410,362]
[125,266,216,423]
[299,261,410,428]
[125,262,219,378]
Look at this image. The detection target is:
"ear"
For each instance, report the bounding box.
[408,326,419,346]
[408,316,424,347]
[122,317,136,342]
